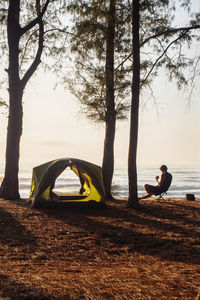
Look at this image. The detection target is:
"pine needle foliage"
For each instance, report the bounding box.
[64,0,200,123]
[64,0,132,123]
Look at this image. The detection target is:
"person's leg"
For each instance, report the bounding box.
[144,184,152,193]
[139,184,153,199]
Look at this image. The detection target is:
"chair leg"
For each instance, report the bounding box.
[157,192,167,200]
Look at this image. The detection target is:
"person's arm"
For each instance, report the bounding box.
[155,175,160,186]
[158,173,165,188]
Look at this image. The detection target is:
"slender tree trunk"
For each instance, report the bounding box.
[127,0,140,208]
[102,117,116,200]
[0,0,22,199]
[0,89,23,200]
[102,0,116,200]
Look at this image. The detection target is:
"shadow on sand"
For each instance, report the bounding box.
[0,273,53,300]
[31,198,200,265]
[0,204,36,247]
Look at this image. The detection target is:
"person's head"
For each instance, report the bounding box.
[160,165,168,172]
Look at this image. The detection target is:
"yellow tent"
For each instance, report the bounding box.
[30,158,106,206]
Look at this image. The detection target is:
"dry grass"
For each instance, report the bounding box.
[0,197,200,299]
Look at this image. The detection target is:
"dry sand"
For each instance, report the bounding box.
[0,197,199,299]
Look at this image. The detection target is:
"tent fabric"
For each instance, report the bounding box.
[30,158,106,206]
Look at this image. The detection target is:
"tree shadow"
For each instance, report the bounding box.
[138,199,200,227]
[169,201,200,213]
[36,200,200,265]
[0,273,54,300]
[0,206,36,247]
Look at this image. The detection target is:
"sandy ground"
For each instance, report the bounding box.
[0,196,200,299]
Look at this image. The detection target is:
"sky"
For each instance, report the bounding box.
[0,0,200,170]
[0,68,199,169]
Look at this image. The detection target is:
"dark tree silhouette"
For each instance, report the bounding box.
[0,0,50,199]
[102,0,116,200]
[127,0,140,208]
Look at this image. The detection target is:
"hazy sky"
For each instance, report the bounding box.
[0,68,199,168]
[0,1,199,170]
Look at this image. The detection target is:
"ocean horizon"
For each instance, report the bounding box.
[0,163,199,199]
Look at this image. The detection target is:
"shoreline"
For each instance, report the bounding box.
[114,196,200,202]
[1,196,199,205]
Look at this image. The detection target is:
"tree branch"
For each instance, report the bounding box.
[0,96,8,108]
[21,20,44,87]
[115,24,200,71]
[141,24,200,47]
[44,28,76,37]
[141,30,188,86]
[19,29,39,72]
[187,56,200,104]
[20,0,50,35]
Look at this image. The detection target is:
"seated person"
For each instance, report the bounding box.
[140,165,172,199]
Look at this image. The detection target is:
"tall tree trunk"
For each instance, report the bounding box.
[127,0,140,208]
[0,0,22,199]
[0,89,23,200]
[102,0,116,200]
[0,0,47,199]
[102,117,116,200]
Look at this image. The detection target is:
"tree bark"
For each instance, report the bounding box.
[102,0,116,200]
[0,0,47,200]
[102,117,116,200]
[0,0,22,200]
[127,0,140,208]
[0,89,23,200]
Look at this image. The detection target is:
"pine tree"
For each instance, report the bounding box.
[65,0,200,202]
[127,0,200,207]
[64,0,133,199]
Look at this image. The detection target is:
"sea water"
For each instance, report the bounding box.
[112,164,200,198]
[0,164,199,199]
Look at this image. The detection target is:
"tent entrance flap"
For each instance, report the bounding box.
[51,166,85,197]
[30,158,106,206]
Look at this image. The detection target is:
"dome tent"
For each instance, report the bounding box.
[30,158,106,207]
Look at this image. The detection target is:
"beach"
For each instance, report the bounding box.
[0,196,199,299]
